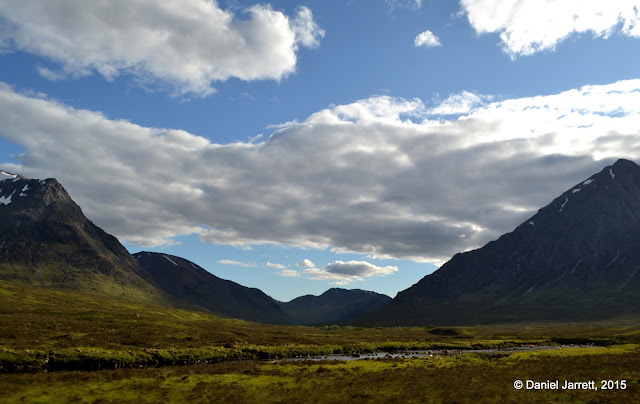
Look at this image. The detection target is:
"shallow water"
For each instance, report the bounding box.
[275,345,584,362]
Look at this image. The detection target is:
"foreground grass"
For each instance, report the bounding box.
[9,279,635,372]
[2,280,640,402]
[1,344,638,403]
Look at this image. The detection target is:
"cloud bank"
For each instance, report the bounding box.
[1,80,640,264]
[460,0,640,57]
[0,0,324,97]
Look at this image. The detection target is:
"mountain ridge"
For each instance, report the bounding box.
[353,159,640,326]
[278,287,391,325]
[133,251,294,325]
[0,176,167,302]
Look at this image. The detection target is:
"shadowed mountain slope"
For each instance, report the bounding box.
[133,252,293,325]
[0,174,165,302]
[279,288,391,325]
[355,159,640,326]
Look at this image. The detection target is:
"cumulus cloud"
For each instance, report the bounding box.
[414,30,442,48]
[297,259,316,268]
[1,80,640,263]
[0,1,323,97]
[304,261,398,285]
[277,269,301,278]
[266,262,287,270]
[218,260,256,267]
[428,91,491,115]
[460,0,640,57]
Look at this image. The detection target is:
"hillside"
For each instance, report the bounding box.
[0,174,166,303]
[279,288,391,325]
[356,159,640,326]
[134,251,293,325]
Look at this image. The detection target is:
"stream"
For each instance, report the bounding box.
[275,345,589,362]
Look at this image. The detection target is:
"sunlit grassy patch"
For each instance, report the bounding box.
[2,280,640,402]
[2,347,639,403]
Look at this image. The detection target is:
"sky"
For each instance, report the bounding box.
[1,0,640,301]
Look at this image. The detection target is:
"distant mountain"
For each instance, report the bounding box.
[279,288,391,325]
[133,252,293,325]
[357,159,640,326]
[0,174,165,302]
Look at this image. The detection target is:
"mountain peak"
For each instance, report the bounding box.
[610,158,638,168]
[132,251,292,324]
[0,176,71,212]
[358,159,640,326]
[0,175,163,302]
[280,287,391,325]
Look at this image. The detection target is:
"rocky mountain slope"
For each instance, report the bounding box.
[0,172,290,324]
[279,288,391,325]
[0,174,165,302]
[133,251,293,325]
[357,159,640,326]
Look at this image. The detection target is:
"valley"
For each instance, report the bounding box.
[1,279,639,403]
[2,162,640,402]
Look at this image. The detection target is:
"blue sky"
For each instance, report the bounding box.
[1,0,640,301]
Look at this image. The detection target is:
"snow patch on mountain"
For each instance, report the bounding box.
[1,171,17,179]
[162,255,178,266]
[0,190,15,205]
[559,197,568,213]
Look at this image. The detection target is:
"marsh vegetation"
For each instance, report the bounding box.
[1,280,639,402]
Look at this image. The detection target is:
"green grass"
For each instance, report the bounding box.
[1,345,638,403]
[2,279,586,371]
[2,280,640,402]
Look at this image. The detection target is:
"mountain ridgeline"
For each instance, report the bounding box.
[0,173,291,324]
[133,252,292,325]
[0,175,165,302]
[3,159,640,328]
[278,288,391,325]
[354,159,640,326]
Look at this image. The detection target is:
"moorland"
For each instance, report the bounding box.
[1,280,638,403]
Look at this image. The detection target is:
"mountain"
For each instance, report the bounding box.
[0,172,294,324]
[278,288,391,325]
[0,173,165,302]
[133,251,293,325]
[357,159,640,326]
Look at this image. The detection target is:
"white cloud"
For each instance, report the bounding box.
[0,1,323,97]
[428,91,491,115]
[277,269,301,278]
[290,6,325,48]
[266,262,287,270]
[414,30,442,48]
[460,0,640,57]
[304,260,398,284]
[218,260,256,267]
[1,80,640,264]
[36,67,64,81]
[385,0,422,10]
[297,259,316,268]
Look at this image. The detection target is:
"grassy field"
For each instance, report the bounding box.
[1,345,638,403]
[1,280,639,402]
